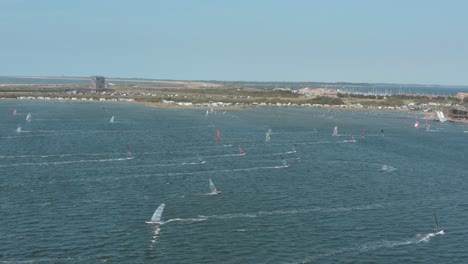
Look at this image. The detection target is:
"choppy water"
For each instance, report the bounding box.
[1,101,467,263]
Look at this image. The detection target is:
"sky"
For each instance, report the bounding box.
[1,0,468,85]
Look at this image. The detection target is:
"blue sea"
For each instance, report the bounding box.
[1,101,467,263]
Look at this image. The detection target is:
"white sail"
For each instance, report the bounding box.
[109,116,115,123]
[433,210,445,235]
[265,131,271,143]
[149,203,165,223]
[435,111,447,122]
[16,126,21,133]
[332,125,338,136]
[209,178,221,195]
[25,113,32,123]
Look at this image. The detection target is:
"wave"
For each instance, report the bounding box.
[160,204,383,226]
[0,152,121,159]
[301,231,444,262]
[0,157,131,167]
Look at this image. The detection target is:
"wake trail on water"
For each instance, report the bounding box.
[0,152,124,159]
[0,157,131,167]
[160,204,383,226]
[123,161,207,169]
[301,231,444,262]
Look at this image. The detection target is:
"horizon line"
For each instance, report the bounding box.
[1,75,467,88]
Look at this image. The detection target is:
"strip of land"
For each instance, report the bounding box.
[1,78,467,122]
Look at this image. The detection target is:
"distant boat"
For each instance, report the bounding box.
[196,154,206,164]
[209,178,221,195]
[265,131,271,143]
[238,144,246,156]
[380,164,396,173]
[216,128,221,142]
[146,203,165,224]
[126,145,134,159]
[332,125,338,136]
[109,116,115,123]
[25,113,32,123]
[343,135,356,143]
[280,155,292,168]
[433,210,445,235]
[291,144,296,153]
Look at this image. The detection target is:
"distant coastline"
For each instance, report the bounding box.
[1,76,467,123]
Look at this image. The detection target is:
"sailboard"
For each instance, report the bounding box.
[216,128,221,142]
[238,144,246,156]
[332,125,338,136]
[265,131,271,143]
[209,178,221,195]
[291,144,296,153]
[126,145,134,159]
[434,210,444,235]
[344,135,356,143]
[26,113,32,123]
[196,154,206,164]
[380,164,396,173]
[146,203,165,224]
[280,155,292,168]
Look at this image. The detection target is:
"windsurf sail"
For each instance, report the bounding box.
[12,108,17,116]
[265,131,271,143]
[26,113,32,123]
[434,210,439,230]
[149,203,165,223]
[280,155,291,167]
[238,144,245,156]
[16,126,21,133]
[109,116,115,123]
[435,110,447,122]
[333,125,338,136]
[127,145,133,158]
[291,144,296,153]
[414,120,419,128]
[216,128,221,142]
[380,165,388,172]
[426,121,431,132]
[209,178,220,194]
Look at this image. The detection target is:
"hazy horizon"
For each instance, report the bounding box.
[1,0,468,85]
[2,75,468,87]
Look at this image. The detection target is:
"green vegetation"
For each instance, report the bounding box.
[1,82,465,110]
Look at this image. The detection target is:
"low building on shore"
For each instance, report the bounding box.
[448,108,468,121]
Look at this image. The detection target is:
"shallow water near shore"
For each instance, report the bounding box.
[1,101,467,263]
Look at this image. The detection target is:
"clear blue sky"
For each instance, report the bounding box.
[1,0,467,85]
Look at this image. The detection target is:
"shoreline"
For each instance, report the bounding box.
[5,97,468,123]
[0,96,440,114]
